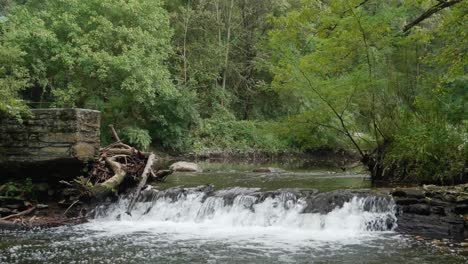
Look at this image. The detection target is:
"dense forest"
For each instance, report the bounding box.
[0,0,466,184]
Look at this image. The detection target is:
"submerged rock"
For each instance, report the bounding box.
[155,185,214,202]
[169,161,202,172]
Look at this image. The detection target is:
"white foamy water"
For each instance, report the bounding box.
[2,189,465,263]
[82,189,397,247]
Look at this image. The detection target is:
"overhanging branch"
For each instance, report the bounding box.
[297,67,366,158]
[403,0,463,32]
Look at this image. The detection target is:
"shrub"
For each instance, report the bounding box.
[192,116,290,154]
[385,119,467,184]
[121,127,152,151]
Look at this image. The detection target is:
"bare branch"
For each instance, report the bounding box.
[1,207,36,221]
[108,124,121,142]
[296,67,366,158]
[126,153,157,215]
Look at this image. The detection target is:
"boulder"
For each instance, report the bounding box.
[169,161,202,172]
[252,167,284,173]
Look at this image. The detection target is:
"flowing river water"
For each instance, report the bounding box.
[0,161,465,263]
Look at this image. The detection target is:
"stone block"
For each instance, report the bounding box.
[0,108,100,164]
[72,142,97,161]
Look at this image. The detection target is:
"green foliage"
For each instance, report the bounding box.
[7,0,174,107]
[386,119,467,184]
[192,114,290,154]
[0,27,30,120]
[265,0,467,182]
[95,88,198,151]
[121,127,151,151]
[281,112,350,151]
[168,0,294,120]
[0,178,34,198]
[146,88,199,151]
[0,0,465,185]
[0,0,197,148]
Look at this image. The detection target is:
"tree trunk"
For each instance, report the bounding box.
[221,0,235,105]
[182,7,191,86]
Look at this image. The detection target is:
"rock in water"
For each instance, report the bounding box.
[169,161,202,172]
[252,167,284,173]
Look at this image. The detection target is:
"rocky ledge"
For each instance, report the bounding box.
[136,184,468,241]
[392,184,468,241]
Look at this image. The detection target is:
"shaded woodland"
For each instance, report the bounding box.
[0,0,466,184]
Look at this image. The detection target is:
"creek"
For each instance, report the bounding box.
[0,161,464,263]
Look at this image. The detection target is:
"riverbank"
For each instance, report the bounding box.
[392,184,468,240]
[177,148,358,165]
[0,202,87,229]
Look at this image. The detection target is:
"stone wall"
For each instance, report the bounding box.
[0,108,100,180]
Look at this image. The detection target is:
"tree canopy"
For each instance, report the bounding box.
[0,0,466,183]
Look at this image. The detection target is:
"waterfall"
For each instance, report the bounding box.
[92,186,397,233]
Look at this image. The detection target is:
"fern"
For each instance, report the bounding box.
[121,127,152,150]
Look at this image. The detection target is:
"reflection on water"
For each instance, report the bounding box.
[158,161,371,191]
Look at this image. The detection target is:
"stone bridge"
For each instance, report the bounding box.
[0,108,100,181]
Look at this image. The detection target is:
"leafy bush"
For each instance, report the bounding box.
[94,89,198,152]
[280,112,352,151]
[192,113,290,154]
[385,119,467,184]
[121,127,152,150]
[0,178,34,198]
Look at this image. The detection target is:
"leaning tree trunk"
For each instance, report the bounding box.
[126,153,156,215]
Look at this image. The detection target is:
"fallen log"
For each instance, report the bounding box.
[92,155,127,198]
[0,206,36,221]
[126,153,156,215]
[63,124,173,205]
[105,148,150,157]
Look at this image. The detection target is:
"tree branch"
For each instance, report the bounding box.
[108,124,121,142]
[126,153,156,215]
[403,0,463,32]
[1,207,36,221]
[297,67,366,158]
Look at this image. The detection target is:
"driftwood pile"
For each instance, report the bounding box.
[62,125,173,215]
[0,125,173,227]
